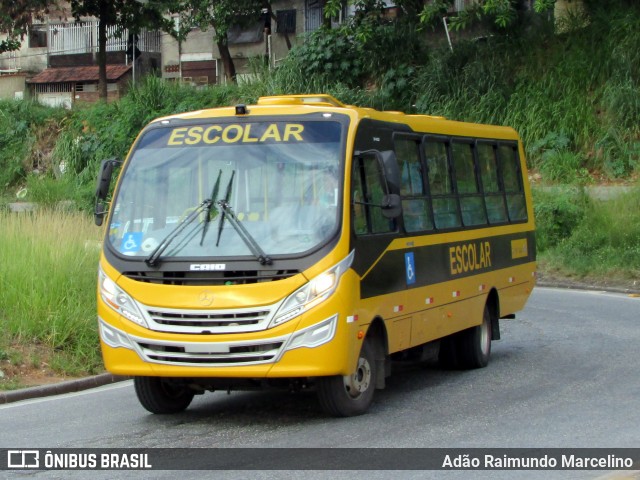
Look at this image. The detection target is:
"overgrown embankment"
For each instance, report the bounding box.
[0,210,102,385]
[2,4,638,199]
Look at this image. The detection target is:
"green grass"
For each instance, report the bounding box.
[547,189,640,277]
[0,209,103,378]
[534,185,640,280]
[0,99,66,189]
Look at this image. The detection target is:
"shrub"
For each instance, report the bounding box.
[0,100,65,188]
[0,209,103,374]
[552,188,640,275]
[532,187,590,252]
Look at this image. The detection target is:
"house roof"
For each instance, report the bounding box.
[28,65,132,84]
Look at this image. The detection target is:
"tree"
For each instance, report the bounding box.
[69,0,177,100]
[1,0,177,99]
[177,0,266,84]
[0,0,49,54]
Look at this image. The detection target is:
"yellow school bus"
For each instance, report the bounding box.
[95,94,536,416]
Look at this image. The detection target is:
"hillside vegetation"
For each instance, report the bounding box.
[0,1,638,384]
[2,4,639,196]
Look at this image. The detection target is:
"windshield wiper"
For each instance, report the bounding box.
[200,169,222,246]
[215,170,235,248]
[145,199,211,267]
[216,200,273,266]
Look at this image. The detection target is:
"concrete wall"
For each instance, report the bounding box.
[0,40,48,74]
[555,0,585,19]
[554,0,586,31]
[0,74,27,100]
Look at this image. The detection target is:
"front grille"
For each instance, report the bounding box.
[124,269,299,286]
[132,337,286,366]
[145,307,273,334]
[148,309,269,327]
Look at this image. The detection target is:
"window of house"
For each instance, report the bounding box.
[29,25,47,48]
[276,10,297,34]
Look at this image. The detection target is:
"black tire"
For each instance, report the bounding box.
[456,304,492,369]
[134,377,195,414]
[439,304,492,370]
[438,335,460,369]
[317,340,377,417]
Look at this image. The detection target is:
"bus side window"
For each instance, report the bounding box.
[498,145,527,221]
[452,142,487,227]
[424,140,461,230]
[351,156,396,234]
[395,137,433,233]
[477,143,508,224]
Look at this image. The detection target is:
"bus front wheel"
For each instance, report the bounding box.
[317,339,376,417]
[134,377,195,414]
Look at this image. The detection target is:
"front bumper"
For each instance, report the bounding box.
[99,311,353,379]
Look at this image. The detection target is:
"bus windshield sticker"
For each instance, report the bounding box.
[136,122,342,149]
[121,232,143,255]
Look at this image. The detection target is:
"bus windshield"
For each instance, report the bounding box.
[107,120,344,261]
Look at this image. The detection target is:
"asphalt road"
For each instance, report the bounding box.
[1,287,639,479]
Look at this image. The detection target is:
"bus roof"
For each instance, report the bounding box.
[152,94,520,142]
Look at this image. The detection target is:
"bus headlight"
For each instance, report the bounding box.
[270,251,354,327]
[98,268,148,328]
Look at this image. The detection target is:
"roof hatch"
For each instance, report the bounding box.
[257,95,346,108]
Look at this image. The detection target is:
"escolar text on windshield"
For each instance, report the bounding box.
[167,123,305,146]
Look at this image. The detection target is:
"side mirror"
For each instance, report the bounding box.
[96,158,118,199]
[94,158,121,226]
[381,194,401,219]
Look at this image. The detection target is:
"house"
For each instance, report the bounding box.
[0,73,27,100]
[2,0,575,102]
[159,0,490,85]
[161,0,306,85]
[27,64,132,108]
[0,4,160,106]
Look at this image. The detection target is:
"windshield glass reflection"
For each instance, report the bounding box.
[108,120,344,260]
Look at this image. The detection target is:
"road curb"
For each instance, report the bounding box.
[0,373,130,405]
[537,280,640,295]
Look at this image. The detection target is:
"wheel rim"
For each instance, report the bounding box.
[480,313,491,356]
[342,356,371,399]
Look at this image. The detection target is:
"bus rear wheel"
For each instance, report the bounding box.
[457,304,492,368]
[134,377,195,414]
[439,304,492,369]
[317,340,376,417]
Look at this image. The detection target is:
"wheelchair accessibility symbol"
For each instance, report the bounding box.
[405,252,416,286]
[121,232,143,254]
